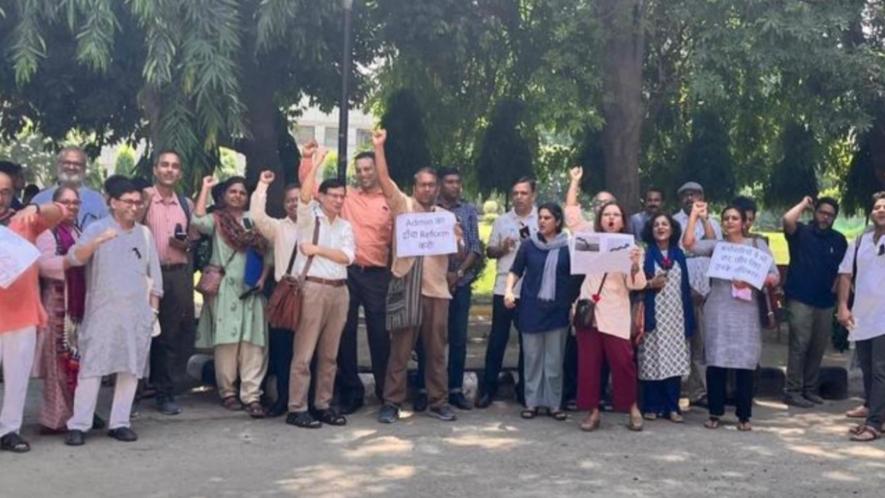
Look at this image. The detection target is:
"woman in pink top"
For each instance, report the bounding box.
[566,167,646,432]
[34,186,88,433]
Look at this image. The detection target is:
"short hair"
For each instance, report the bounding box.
[641,213,682,248]
[0,160,22,176]
[513,176,536,193]
[319,178,346,193]
[284,183,300,194]
[537,202,565,233]
[105,176,140,200]
[731,195,758,215]
[56,146,86,165]
[721,204,747,223]
[437,167,460,182]
[644,187,665,201]
[51,185,80,202]
[413,167,438,183]
[153,149,182,166]
[131,177,152,191]
[354,151,375,163]
[593,201,630,234]
[815,197,839,217]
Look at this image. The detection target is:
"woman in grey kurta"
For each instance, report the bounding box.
[65,179,162,444]
[684,203,779,431]
[193,175,271,417]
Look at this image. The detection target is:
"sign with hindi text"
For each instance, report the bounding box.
[395,211,458,258]
[706,242,773,290]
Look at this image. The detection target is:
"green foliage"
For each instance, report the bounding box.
[379,89,432,188]
[114,145,137,176]
[764,123,819,208]
[475,98,534,199]
[843,114,885,215]
[681,109,735,204]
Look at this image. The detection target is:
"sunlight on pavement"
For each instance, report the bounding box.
[442,433,522,450]
[341,435,414,459]
[278,464,416,497]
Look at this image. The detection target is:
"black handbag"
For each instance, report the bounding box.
[573,273,607,329]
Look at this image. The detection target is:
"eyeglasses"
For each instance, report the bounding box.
[60,160,86,168]
[57,199,82,206]
[115,199,143,208]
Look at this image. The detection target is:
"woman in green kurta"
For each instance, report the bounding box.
[193,175,272,417]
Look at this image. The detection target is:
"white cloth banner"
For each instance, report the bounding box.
[395,211,458,258]
[706,242,773,290]
[0,225,40,289]
[569,231,636,275]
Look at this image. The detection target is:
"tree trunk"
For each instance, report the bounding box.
[598,0,644,214]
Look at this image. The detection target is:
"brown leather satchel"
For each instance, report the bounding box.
[266,218,319,331]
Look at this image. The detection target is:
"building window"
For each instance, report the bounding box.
[324,127,339,149]
[295,125,315,145]
[356,129,372,149]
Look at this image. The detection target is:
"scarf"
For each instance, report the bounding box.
[643,242,695,337]
[214,209,268,254]
[55,223,86,322]
[530,231,569,302]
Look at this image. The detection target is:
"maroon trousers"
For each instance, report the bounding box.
[576,326,637,412]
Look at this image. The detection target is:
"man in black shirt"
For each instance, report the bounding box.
[782,195,847,408]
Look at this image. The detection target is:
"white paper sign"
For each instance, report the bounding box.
[395,211,458,258]
[706,242,773,290]
[569,232,636,275]
[0,225,41,289]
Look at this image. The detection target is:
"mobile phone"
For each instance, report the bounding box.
[243,218,254,230]
[519,225,530,240]
[174,223,187,241]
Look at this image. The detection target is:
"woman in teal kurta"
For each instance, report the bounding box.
[193,176,271,417]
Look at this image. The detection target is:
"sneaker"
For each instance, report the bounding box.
[413,392,428,412]
[107,427,138,442]
[427,404,457,422]
[803,392,824,405]
[156,396,183,416]
[784,394,814,408]
[449,392,472,410]
[378,404,400,424]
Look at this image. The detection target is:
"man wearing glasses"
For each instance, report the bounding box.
[31,147,108,228]
[782,196,847,408]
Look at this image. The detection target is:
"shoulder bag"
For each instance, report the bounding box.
[266,217,320,332]
[573,273,607,330]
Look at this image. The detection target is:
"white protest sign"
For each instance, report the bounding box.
[706,242,773,290]
[395,211,458,258]
[569,231,636,275]
[0,225,41,289]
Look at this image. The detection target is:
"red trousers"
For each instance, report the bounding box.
[576,326,637,412]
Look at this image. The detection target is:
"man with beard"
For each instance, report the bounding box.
[782,196,847,407]
[141,150,197,415]
[32,147,107,228]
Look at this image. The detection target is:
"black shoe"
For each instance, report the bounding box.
[156,396,183,416]
[339,398,364,415]
[107,427,138,442]
[449,393,472,410]
[475,393,494,409]
[0,432,31,453]
[413,392,428,412]
[378,404,399,424]
[784,394,815,408]
[285,411,322,429]
[803,392,825,405]
[91,414,106,430]
[64,430,86,447]
[427,404,457,422]
[317,408,347,426]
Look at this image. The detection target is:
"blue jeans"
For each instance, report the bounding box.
[416,284,471,393]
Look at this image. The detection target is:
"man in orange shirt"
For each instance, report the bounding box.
[335,150,394,414]
[0,166,66,453]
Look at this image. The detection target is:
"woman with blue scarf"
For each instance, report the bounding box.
[504,203,572,421]
[638,213,695,423]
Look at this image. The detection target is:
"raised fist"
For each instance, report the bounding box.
[259,170,275,185]
[302,139,318,158]
[202,176,219,190]
[692,201,708,220]
[569,166,583,182]
[372,129,387,146]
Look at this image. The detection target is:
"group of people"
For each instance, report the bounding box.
[1,130,884,455]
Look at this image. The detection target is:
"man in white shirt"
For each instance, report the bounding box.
[475,177,538,408]
[31,147,108,229]
[285,151,355,429]
[251,169,301,418]
[837,192,885,442]
[672,181,722,407]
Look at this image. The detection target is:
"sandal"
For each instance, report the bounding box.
[850,425,880,442]
[704,417,721,430]
[0,432,31,453]
[668,412,684,424]
[550,410,568,421]
[287,411,322,429]
[737,421,752,432]
[845,405,868,419]
[580,412,601,432]
[317,409,347,426]
[246,402,265,419]
[520,408,538,419]
[643,412,658,421]
[221,396,243,411]
[848,424,866,435]
[627,413,644,432]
